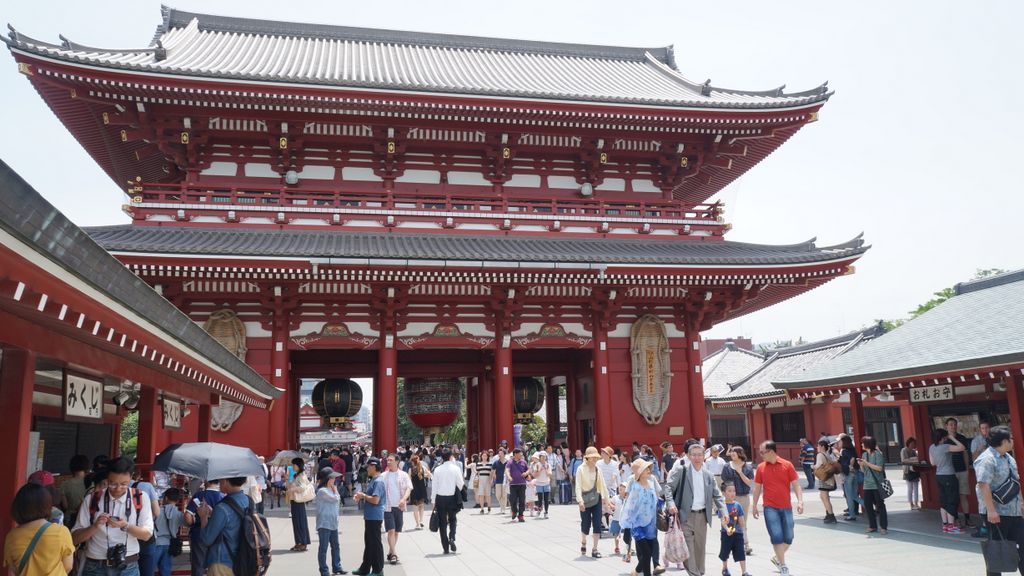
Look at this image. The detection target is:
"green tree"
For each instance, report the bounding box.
[520,415,548,446]
[119,411,139,457]
[434,402,467,445]
[880,268,1007,328]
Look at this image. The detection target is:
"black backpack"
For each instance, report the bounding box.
[218,495,271,576]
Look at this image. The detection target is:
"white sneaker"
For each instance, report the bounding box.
[779,566,790,576]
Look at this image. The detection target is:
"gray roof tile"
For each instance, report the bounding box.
[702,345,764,398]
[84,225,867,267]
[5,7,831,109]
[0,160,278,401]
[776,275,1024,390]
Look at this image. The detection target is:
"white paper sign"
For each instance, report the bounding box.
[64,373,103,420]
[909,384,955,403]
[162,400,182,430]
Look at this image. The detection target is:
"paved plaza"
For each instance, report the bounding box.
[253,473,982,576]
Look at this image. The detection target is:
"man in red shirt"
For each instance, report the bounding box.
[751,440,804,576]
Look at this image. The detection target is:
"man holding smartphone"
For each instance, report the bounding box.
[72,457,154,576]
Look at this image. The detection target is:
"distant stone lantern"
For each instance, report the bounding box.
[513,376,545,424]
[312,378,363,430]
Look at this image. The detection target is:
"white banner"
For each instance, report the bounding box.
[64,372,103,420]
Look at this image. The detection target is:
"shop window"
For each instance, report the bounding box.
[770,411,805,443]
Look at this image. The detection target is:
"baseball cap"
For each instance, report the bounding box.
[366,457,382,469]
[317,467,342,483]
[27,470,54,487]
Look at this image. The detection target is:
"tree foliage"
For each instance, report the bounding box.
[119,411,139,458]
[519,414,548,446]
[878,268,1007,329]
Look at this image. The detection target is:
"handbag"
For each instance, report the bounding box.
[293,477,315,503]
[17,522,50,576]
[903,469,921,482]
[982,524,1020,573]
[582,481,600,509]
[656,508,669,532]
[428,509,439,533]
[867,465,893,500]
[818,474,837,491]
[662,513,690,564]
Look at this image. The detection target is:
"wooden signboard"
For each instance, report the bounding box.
[63,371,103,422]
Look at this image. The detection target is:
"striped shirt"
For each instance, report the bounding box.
[477,462,492,478]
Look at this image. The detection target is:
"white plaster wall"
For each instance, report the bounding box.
[201,161,238,176]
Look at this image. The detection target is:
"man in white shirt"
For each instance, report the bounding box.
[596,447,620,528]
[431,449,465,555]
[380,454,412,565]
[704,444,728,487]
[665,444,727,576]
[72,457,155,576]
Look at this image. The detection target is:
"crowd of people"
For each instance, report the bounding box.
[6,416,1021,576]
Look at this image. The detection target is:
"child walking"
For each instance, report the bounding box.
[153,488,184,576]
[315,467,347,576]
[719,483,750,576]
[610,482,631,558]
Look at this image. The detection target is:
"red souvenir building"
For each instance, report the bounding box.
[5,8,867,456]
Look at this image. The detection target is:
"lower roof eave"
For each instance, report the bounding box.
[710,391,787,409]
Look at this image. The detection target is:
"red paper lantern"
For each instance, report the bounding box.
[404,377,461,433]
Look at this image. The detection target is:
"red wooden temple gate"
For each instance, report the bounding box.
[5,7,866,456]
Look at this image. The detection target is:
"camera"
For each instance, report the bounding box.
[106,544,127,569]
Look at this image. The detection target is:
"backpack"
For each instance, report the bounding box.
[219,495,271,576]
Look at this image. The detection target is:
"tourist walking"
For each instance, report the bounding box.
[930,427,967,534]
[196,477,248,576]
[621,459,659,576]
[507,449,530,522]
[353,457,385,575]
[575,446,610,558]
[799,438,817,489]
[408,454,431,529]
[720,446,756,555]
[475,451,493,513]
[859,436,888,534]
[380,455,411,565]
[184,479,223,576]
[750,440,804,576]
[718,483,750,576]
[287,457,313,551]
[901,437,921,510]
[705,445,727,488]
[532,451,552,518]
[492,450,508,513]
[153,488,184,576]
[431,449,465,555]
[945,417,974,528]
[814,440,838,524]
[597,447,620,527]
[4,483,75,576]
[665,442,727,576]
[975,425,1024,576]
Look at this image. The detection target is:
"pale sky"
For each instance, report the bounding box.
[2,1,1021,346]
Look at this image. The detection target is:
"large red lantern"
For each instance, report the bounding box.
[404,378,461,433]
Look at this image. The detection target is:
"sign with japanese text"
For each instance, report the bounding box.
[162,399,182,430]
[909,384,955,403]
[63,371,103,421]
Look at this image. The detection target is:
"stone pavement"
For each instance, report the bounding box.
[253,472,985,576]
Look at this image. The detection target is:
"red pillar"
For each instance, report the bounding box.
[0,349,34,542]
[494,344,514,447]
[466,378,479,456]
[592,324,613,448]
[268,308,291,453]
[197,402,212,443]
[479,372,495,450]
[850,391,866,444]
[1005,374,1024,474]
[803,400,816,443]
[687,332,709,440]
[376,342,398,453]
[136,387,160,464]
[545,379,560,445]
[566,369,579,450]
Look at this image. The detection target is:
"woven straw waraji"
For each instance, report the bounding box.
[202,309,247,360]
[630,315,673,425]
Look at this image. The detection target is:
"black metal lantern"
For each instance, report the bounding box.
[513,376,544,424]
[312,378,363,430]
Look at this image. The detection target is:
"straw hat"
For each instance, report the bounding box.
[584,446,601,460]
[530,453,540,461]
[601,446,615,457]
[631,458,653,479]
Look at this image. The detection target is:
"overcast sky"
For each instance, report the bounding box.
[2,1,1021,347]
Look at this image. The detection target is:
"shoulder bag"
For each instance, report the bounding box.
[866,458,893,500]
[992,458,1021,505]
[983,523,1020,573]
[813,454,836,482]
[581,470,601,509]
[293,475,315,503]
[17,523,50,576]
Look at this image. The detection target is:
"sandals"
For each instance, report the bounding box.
[614,546,620,555]
[387,554,398,565]
[580,546,587,556]
[622,551,632,563]
[591,550,602,559]
[865,528,877,533]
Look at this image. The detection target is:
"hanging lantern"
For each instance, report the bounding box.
[312,378,363,431]
[404,378,461,434]
[513,376,544,424]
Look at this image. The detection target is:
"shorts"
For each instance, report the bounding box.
[955,470,970,495]
[763,507,794,546]
[719,531,745,562]
[610,520,622,536]
[383,507,404,532]
[580,503,603,535]
[536,484,551,494]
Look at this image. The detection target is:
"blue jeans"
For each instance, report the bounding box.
[138,543,155,576]
[844,473,863,518]
[153,546,172,576]
[763,507,794,545]
[83,559,141,576]
[317,528,342,576]
[802,464,815,489]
